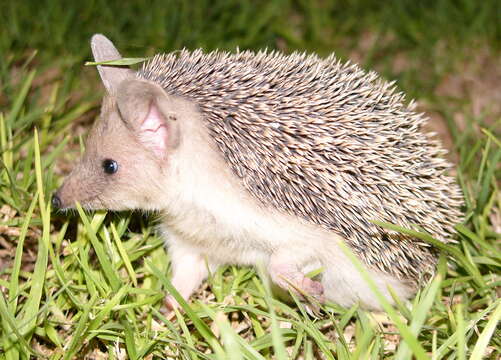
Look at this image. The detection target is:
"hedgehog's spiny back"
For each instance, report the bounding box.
[138,50,463,281]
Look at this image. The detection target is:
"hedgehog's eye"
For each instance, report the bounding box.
[102,159,118,174]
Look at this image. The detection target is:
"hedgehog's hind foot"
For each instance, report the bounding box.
[268,262,325,304]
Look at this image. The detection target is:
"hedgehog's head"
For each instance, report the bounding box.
[53,35,181,211]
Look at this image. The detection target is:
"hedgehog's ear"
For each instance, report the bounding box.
[117,79,180,158]
[91,34,133,94]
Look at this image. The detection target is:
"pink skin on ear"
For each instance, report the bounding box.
[139,103,168,158]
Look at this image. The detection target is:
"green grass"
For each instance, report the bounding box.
[0,0,500,358]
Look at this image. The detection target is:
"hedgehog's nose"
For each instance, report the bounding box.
[51,194,62,209]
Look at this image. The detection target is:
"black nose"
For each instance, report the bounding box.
[52,194,62,209]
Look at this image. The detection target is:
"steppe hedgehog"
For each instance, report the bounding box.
[53,34,463,310]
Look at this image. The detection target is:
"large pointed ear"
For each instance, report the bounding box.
[91,34,133,94]
[116,79,180,158]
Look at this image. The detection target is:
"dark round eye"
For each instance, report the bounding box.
[102,159,118,174]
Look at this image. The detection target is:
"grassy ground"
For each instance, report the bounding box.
[0,0,500,358]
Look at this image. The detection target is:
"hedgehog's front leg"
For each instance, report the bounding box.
[268,254,325,304]
[163,245,213,312]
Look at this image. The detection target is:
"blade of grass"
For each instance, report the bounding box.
[39,81,59,146]
[372,221,486,289]
[110,222,137,286]
[6,70,36,126]
[0,113,13,173]
[75,203,121,291]
[288,292,335,358]
[89,285,130,332]
[338,241,430,360]
[63,294,98,360]
[122,313,138,360]
[395,256,445,359]
[469,300,500,360]
[146,259,225,355]
[85,58,149,66]
[456,304,466,360]
[18,129,49,338]
[199,305,243,360]
[477,145,501,213]
[255,264,288,360]
[435,298,498,358]
[173,306,200,360]
[46,221,83,308]
[0,291,43,358]
[351,312,376,360]
[8,192,37,312]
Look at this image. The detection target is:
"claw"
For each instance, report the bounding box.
[160,295,180,321]
[270,262,325,311]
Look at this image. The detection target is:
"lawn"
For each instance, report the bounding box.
[0,0,500,358]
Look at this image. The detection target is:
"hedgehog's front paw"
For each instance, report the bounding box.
[162,295,179,311]
[158,295,178,320]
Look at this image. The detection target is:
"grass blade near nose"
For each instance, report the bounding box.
[75,203,121,291]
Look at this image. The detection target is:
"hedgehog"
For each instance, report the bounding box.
[53,34,463,311]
